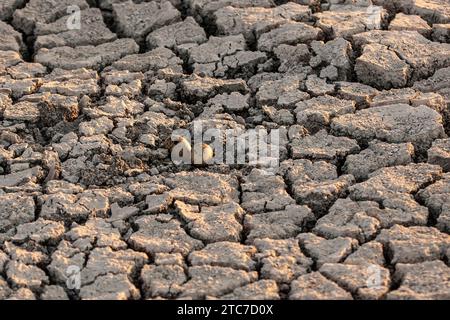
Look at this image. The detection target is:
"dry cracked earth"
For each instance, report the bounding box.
[0,0,450,301]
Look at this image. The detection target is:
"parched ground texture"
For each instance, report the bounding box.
[0,0,450,300]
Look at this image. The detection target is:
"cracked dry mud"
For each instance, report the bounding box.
[0,0,449,301]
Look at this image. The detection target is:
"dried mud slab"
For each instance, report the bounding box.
[331,104,446,152]
[387,260,450,300]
